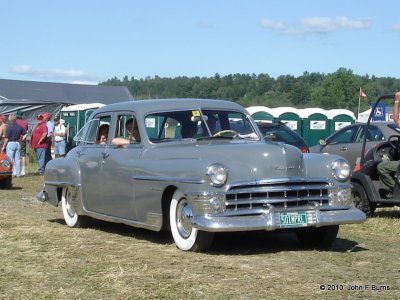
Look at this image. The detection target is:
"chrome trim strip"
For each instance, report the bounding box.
[44,181,81,187]
[83,209,161,231]
[226,184,330,194]
[228,177,331,189]
[133,175,204,184]
[0,171,13,175]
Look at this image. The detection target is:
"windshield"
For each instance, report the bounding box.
[145,109,259,142]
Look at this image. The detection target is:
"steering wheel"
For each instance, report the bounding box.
[213,130,239,137]
[388,135,400,150]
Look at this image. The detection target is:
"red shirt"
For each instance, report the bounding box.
[31,123,49,148]
[16,118,29,131]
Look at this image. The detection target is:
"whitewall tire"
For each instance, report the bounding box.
[61,187,87,228]
[169,189,214,252]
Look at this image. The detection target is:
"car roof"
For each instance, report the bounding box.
[93,98,246,116]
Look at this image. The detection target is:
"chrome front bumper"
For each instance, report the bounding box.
[192,208,366,232]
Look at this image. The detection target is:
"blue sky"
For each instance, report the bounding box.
[2,0,400,84]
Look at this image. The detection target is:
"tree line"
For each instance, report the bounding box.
[100,68,400,113]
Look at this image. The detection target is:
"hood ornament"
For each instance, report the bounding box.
[282,145,287,155]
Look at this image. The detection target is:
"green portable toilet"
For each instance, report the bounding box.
[246,106,274,123]
[273,107,302,135]
[326,109,356,135]
[61,103,105,150]
[299,108,330,147]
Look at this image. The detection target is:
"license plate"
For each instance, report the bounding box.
[279,211,307,228]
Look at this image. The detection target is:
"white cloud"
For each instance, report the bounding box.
[9,65,102,83]
[388,24,400,32]
[260,16,372,36]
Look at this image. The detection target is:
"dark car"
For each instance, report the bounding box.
[350,94,400,216]
[310,122,400,170]
[257,122,309,153]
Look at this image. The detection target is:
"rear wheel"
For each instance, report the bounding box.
[169,189,214,252]
[61,187,88,227]
[352,182,375,216]
[296,225,339,249]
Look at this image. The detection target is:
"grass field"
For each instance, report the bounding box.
[1,175,399,299]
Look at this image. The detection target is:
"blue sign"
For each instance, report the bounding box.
[371,102,386,121]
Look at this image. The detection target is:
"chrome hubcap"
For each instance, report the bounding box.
[65,190,75,217]
[176,198,193,238]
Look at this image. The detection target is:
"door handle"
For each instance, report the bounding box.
[76,151,84,156]
[101,152,109,159]
[339,147,347,151]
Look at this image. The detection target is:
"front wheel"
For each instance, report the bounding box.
[352,182,375,216]
[61,187,88,228]
[169,189,214,252]
[296,225,339,249]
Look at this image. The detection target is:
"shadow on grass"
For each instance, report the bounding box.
[6,186,22,191]
[48,218,367,255]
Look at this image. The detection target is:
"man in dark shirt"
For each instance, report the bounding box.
[1,113,27,177]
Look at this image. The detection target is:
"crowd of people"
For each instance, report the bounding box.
[0,111,66,176]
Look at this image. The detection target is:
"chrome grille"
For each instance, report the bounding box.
[225,180,330,212]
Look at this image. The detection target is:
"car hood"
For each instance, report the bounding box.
[143,140,305,182]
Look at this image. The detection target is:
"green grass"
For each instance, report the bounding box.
[0,175,399,299]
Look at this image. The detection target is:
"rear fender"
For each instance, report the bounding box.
[43,158,82,207]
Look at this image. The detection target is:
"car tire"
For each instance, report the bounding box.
[169,189,214,252]
[352,182,375,216]
[0,176,12,189]
[296,225,339,249]
[61,187,88,228]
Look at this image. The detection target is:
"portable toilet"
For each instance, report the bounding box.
[272,107,302,135]
[61,103,105,150]
[299,108,330,147]
[246,106,274,124]
[326,109,356,135]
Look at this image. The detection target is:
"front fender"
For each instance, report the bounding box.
[43,157,82,207]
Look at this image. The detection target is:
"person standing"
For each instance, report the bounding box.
[1,113,26,177]
[42,113,54,164]
[0,115,7,149]
[15,110,29,176]
[53,116,66,158]
[31,115,49,175]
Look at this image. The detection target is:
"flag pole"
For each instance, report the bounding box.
[357,87,361,121]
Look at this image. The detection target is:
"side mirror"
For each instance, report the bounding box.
[319,139,327,146]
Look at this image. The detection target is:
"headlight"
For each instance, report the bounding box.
[331,159,350,182]
[206,163,228,187]
[329,188,352,207]
[1,159,11,169]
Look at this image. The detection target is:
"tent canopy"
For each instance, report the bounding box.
[0,79,133,129]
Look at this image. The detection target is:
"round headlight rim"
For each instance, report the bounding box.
[206,163,228,187]
[0,158,12,169]
[331,158,351,182]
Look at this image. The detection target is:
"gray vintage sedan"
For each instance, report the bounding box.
[38,99,365,251]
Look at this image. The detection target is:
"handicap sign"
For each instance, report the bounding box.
[371,102,386,121]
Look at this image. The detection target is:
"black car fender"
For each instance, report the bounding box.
[351,171,380,203]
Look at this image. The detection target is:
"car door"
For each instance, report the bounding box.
[74,115,111,214]
[318,125,360,168]
[98,113,143,220]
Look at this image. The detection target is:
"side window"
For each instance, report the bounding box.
[73,119,100,145]
[367,126,384,141]
[113,114,141,144]
[328,127,358,144]
[96,116,111,145]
